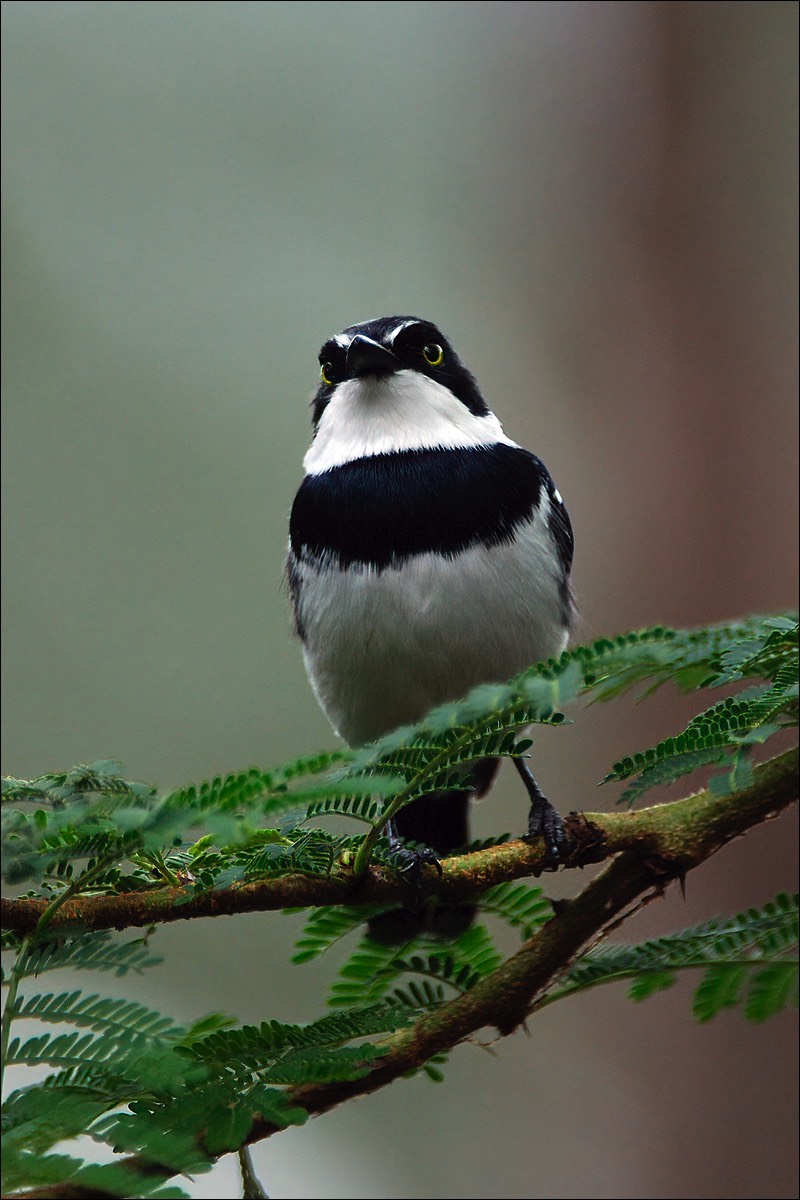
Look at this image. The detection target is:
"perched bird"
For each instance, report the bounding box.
[287,316,574,933]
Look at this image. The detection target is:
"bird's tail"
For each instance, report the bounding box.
[367,759,499,944]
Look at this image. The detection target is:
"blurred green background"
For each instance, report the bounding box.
[2,3,798,1197]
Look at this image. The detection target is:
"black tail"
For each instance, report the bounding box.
[393,788,471,854]
[367,760,499,944]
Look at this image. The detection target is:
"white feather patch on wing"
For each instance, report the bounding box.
[304,371,515,474]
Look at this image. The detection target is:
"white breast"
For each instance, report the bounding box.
[293,506,568,747]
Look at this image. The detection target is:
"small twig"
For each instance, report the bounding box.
[238,1145,269,1199]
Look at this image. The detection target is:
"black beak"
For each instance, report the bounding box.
[347,334,398,378]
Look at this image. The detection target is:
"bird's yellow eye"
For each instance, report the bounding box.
[423,343,444,366]
[320,361,334,386]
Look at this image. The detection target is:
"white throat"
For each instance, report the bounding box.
[303,371,515,475]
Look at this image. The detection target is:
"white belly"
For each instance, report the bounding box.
[294,517,568,746]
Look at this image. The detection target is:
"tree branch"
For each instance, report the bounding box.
[2,747,796,938]
[3,747,796,1200]
[250,744,797,1135]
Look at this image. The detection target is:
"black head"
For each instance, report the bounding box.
[311,316,488,426]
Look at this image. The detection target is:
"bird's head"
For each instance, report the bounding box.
[304,316,509,473]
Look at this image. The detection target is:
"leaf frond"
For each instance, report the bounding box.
[546,893,798,1023]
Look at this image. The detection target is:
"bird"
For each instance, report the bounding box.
[286,315,574,937]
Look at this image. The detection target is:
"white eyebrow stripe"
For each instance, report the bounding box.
[389,319,420,344]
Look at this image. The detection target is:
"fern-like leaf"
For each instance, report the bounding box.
[329,923,503,1009]
[546,893,798,1022]
[291,904,387,963]
[328,937,416,1008]
[16,991,184,1040]
[744,961,799,1022]
[187,1002,412,1072]
[614,747,729,806]
[608,673,798,804]
[2,1085,127,1156]
[476,882,552,939]
[19,932,163,979]
[572,616,795,700]
[691,964,748,1021]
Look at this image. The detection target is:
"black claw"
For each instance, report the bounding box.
[527,797,567,857]
[514,757,566,859]
[385,819,443,877]
[391,844,443,877]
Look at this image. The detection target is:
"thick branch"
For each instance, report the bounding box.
[2,747,797,937]
[247,745,797,1136]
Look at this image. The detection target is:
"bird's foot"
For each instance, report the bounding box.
[384,820,443,878]
[514,757,566,859]
[526,793,567,857]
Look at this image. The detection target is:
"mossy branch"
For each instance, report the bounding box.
[250,746,798,1134]
[2,746,796,939]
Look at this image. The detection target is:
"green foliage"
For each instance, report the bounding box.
[339,662,581,805]
[1,924,414,1195]
[538,893,798,1021]
[3,616,795,899]
[16,990,183,1038]
[325,922,503,1009]
[186,1002,412,1075]
[18,930,164,977]
[291,904,389,963]
[569,614,797,700]
[598,617,798,803]
[2,614,797,1196]
[477,881,553,939]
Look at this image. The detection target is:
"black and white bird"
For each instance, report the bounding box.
[287,316,574,927]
